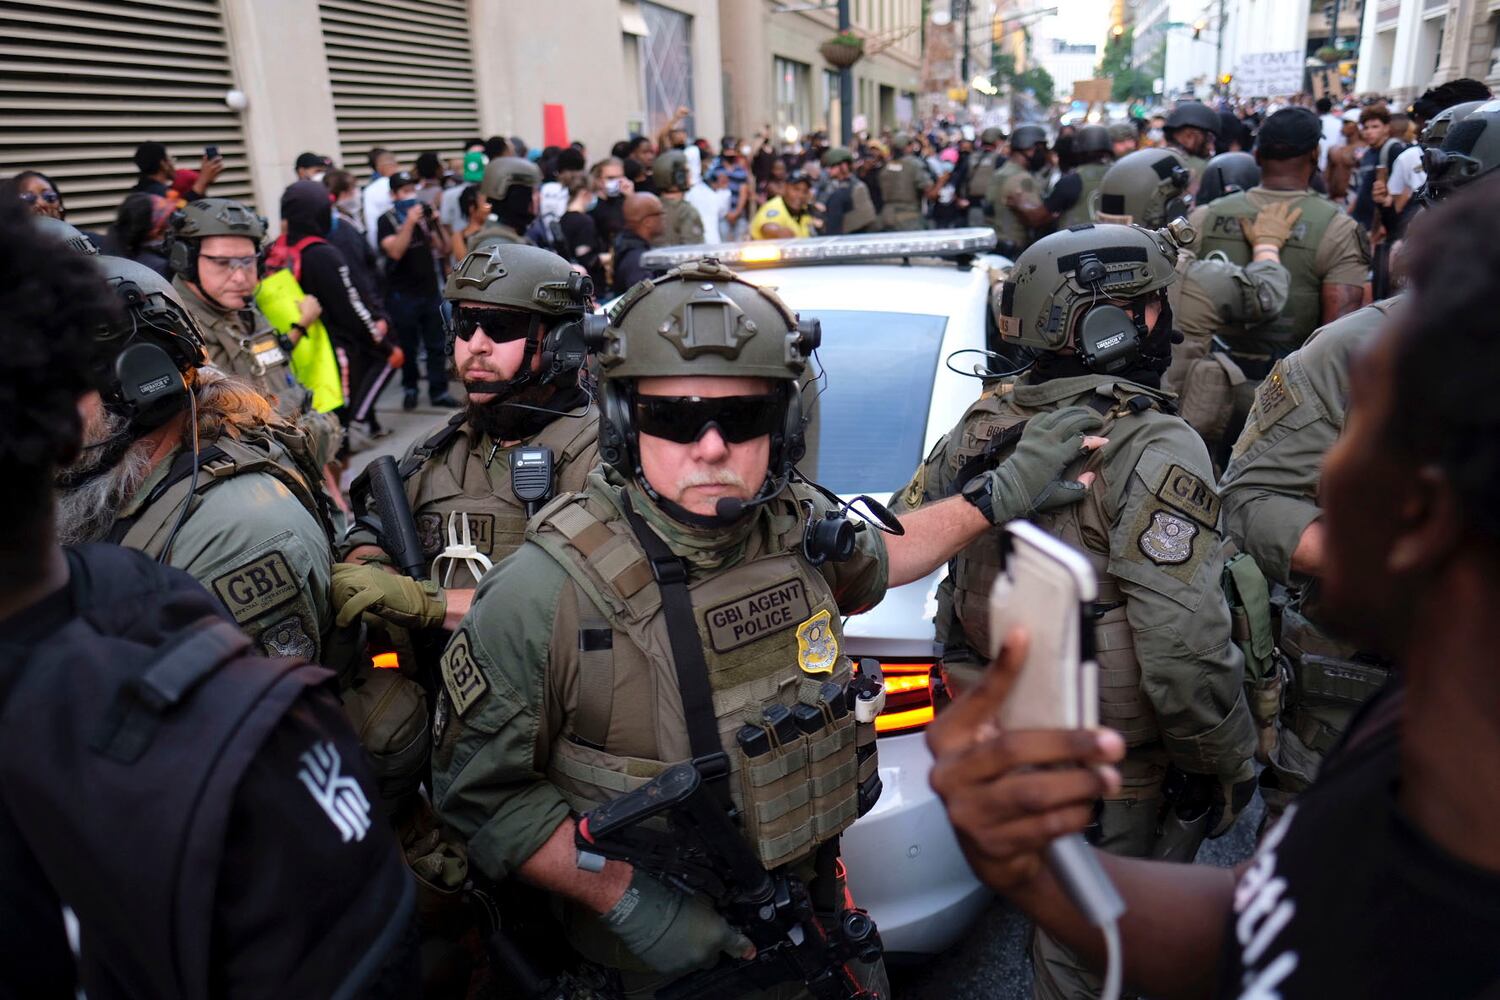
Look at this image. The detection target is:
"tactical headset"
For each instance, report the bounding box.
[445,270,595,391]
[1069,254,1176,375]
[96,266,208,433]
[164,202,269,285]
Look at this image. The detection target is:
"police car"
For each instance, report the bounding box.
[643,229,1009,956]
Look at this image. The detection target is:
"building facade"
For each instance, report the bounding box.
[1356,0,1500,100]
[0,0,726,229]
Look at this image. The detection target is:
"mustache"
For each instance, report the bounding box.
[679,469,747,490]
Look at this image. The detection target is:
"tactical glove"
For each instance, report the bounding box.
[983,406,1105,523]
[331,562,446,631]
[1239,202,1303,252]
[603,869,754,976]
[1207,764,1259,838]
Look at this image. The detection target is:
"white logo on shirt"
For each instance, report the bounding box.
[297,741,372,843]
[1232,804,1301,997]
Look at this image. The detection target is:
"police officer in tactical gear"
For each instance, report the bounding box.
[31,212,98,255]
[166,197,343,467]
[1049,123,1114,229]
[1187,107,1370,451]
[430,258,1101,997]
[474,155,543,249]
[878,131,938,231]
[1163,100,1221,188]
[1096,147,1294,454]
[651,148,706,246]
[1219,108,1500,827]
[54,255,337,664]
[1197,150,1261,206]
[967,126,1006,225]
[820,146,878,235]
[0,198,417,999]
[897,222,1258,1000]
[986,123,1050,256]
[1108,121,1139,159]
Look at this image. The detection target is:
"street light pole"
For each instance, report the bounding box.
[1214,0,1225,96]
[838,0,854,143]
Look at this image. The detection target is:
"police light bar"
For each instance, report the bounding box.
[639,227,998,270]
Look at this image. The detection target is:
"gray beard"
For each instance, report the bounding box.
[55,409,155,546]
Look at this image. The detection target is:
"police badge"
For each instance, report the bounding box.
[795,609,839,675]
[262,614,316,659]
[1139,510,1197,565]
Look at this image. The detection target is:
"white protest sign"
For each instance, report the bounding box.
[1233,50,1305,97]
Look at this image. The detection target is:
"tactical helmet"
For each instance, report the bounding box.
[891,132,914,153]
[165,197,267,282]
[1074,124,1112,158]
[1196,151,1260,205]
[1424,109,1500,200]
[1107,122,1138,145]
[995,223,1182,374]
[31,214,97,256]
[980,126,1004,145]
[93,255,207,431]
[1165,101,1221,136]
[822,146,855,167]
[588,259,821,492]
[1096,149,1192,228]
[652,149,690,192]
[479,156,542,201]
[1420,100,1487,148]
[1010,124,1048,152]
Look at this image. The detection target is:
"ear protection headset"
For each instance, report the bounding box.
[164,208,270,285]
[1069,255,1174,375]
[99,278,207,432]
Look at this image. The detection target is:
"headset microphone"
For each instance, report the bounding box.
[714,472,790,521]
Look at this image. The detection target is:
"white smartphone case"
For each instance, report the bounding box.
[989,520,1099,731]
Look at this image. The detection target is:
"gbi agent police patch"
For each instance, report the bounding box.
[795,609,839,675]
[262,614,315,659]
[211,550,298,624]
[1139,510,1197,565]
[441,629,489,716]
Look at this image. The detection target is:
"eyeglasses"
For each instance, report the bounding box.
[634,394,782,444]
[19,189,59,205]
[448,308,534,343]
[200,254,259,275]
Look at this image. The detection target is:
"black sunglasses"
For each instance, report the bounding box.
[449,309,534,343]
[634,394,782,444]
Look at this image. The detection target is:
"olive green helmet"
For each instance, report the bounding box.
[980,126,1004,145]
[166,197,267,281]
[1074,124,1112,158]
[891,132,913,153]
[93,255,207,430]
[479,156,541,201]
[652,149,690,192]
[589,259,821,479]
[996,223,1182,373]
[1425,108,1500,201]
[1107,122,1137,145]
[1095,148,1191,227]
[31,214,97,256]
[445,242,591,316]
[1420,99,1487,148]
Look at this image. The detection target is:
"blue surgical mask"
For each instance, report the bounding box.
[329,212,339,234]
[395,197,418,212]
[586,196,599,212]
[604,178,622,197]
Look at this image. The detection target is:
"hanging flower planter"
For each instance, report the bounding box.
[821,31,865,68]
[1315,45,1343,64]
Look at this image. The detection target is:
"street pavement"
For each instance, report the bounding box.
[345,374,1267,1000]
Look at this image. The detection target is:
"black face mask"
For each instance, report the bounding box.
[467,384,586,443]
[496,186,537,230]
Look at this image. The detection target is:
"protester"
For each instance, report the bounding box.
[9,169,65,219]
[449,181,492,261]
[611,191,661,294]
[362,146,399,248]
[559,173,606,290]
[131,141,223,200]
[378,170,455,410]
[98,193,173,277]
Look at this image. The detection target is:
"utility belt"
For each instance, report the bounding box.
[1279,603,1391,754]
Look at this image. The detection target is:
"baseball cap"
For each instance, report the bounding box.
[387,170,416,192]
[1256,108,1323,160]
[1342,108,1362,124]
[295,152,328,170]
[786,170,813,186]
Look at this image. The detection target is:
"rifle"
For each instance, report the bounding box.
[351,455,427,581]
[575,761,883,1000]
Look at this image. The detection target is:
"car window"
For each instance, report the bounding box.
[803,310,948,494]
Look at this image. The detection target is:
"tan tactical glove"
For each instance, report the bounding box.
[331,562,445,631]
[1239,202,1303,251]
[602,869,754,975]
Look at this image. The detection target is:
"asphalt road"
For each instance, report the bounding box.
[350,369,1268,1000]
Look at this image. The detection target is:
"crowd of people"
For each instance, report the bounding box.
[3,72,1500,1000]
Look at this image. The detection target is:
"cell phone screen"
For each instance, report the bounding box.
[204,145,220,160]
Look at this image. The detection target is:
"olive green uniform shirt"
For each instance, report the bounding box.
[1218,299,1399,585]
[1167,251,1293,391]
[118,443,334,661]
[658,196,706,248]
[431,477,888,881]
[899,375,1254,778]
[878,155,932,230]
[985,161,1043,249]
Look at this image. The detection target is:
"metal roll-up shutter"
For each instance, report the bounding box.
[318,0,481,168]
[0,0,252,230]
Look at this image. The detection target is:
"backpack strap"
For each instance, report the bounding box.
[398,411,468,480]
[106,444,229,547]
[91,617,252,764]
[287,235,328,283]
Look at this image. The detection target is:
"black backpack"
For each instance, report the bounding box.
[0,543,414,999]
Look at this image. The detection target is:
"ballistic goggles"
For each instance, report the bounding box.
[448,308,536,344]
[633,394,782,444]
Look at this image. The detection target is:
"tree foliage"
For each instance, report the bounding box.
[1097,27,1155,102]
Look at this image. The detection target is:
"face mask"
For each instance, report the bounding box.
[586,196,599,212]
[604,178,622,197]
[311,171,326,183]
[395,197,418,211]
[328,212,339,234]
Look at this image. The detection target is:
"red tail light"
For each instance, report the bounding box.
[372,652,400,670]
[873,659,946,734]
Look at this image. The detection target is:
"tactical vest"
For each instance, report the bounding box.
[945,383,1172,748]
[1058,161,1110,229]
[842,178,877,234]
[660,196,704,247]
[397,404,600,586]
[176,277,309,423]
[1196,191,1337,358]
[527,480,870,874]
[987,161,1032,247]
[108,422,333,558]
[967,150,998,200]
[879,156,925,210]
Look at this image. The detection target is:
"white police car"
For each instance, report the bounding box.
[645,229,1010,956]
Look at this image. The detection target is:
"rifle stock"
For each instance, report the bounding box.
[353,455,427,580]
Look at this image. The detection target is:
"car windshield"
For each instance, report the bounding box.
[803,310,948,494]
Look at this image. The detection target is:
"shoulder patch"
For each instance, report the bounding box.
[211,551,298,624]
[1252,362,1302,433]
[1155,464,1221,527]
[441,629,490,716]
[1138,510,1198,565]
[704,578,811,653]
[261,614,315,659]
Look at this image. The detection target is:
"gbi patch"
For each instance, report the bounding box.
[441,630,489,716]
[212,551,298,624]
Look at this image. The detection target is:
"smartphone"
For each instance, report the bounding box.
[988,520,1098,731]
[204,144,220,160]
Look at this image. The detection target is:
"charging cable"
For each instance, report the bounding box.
[1047,834,1125,1000]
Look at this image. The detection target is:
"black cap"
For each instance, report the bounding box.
[295,152,327,170]
[1255,108,1322,160]
[387,170,416,192]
